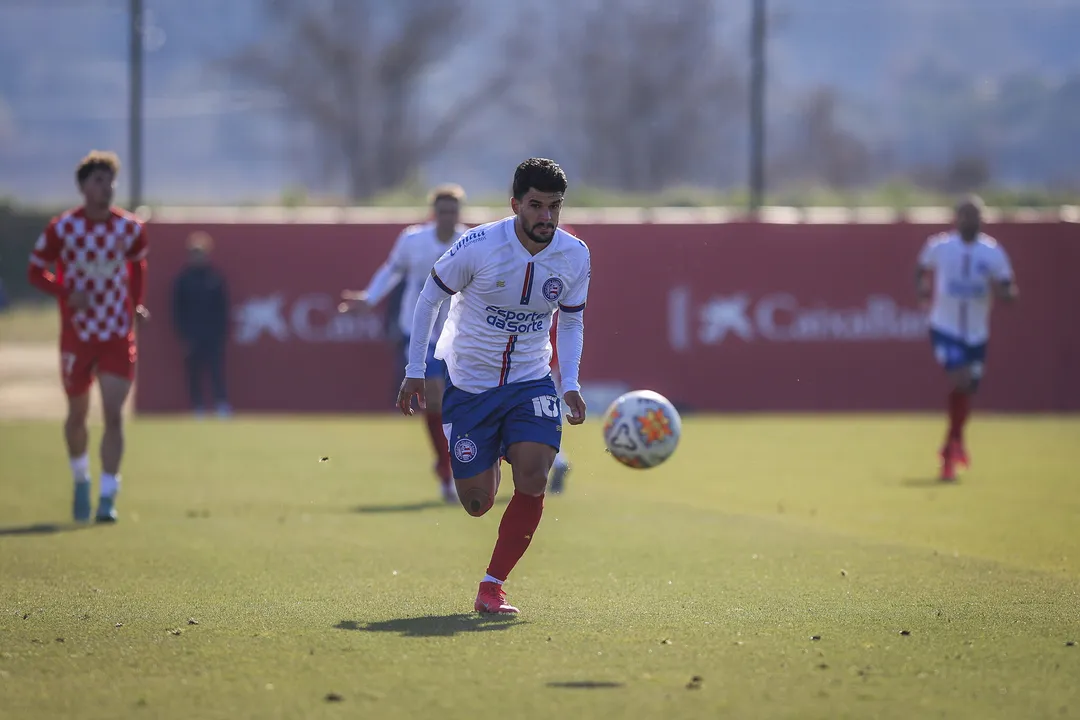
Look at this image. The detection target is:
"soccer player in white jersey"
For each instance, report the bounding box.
[341,185,467,502]
[916,195,1018,481]
[397,158,590,615]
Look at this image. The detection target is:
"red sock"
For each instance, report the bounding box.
[424,412,451,485]
[947,389,970,442]
[485,491,545,582]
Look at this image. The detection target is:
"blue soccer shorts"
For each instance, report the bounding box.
[930,329,987,376]
[441,375,562,480]
[400,335,447,380]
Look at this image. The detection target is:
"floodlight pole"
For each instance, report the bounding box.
[129,0,144,210]
[749,0,767,214]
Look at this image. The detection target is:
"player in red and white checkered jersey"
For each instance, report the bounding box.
[26,150,150,524]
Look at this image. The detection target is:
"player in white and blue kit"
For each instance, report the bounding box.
[397,159,590,615]
[340,185,467,502]
[916,195,1018,481]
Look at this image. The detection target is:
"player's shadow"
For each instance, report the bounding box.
[547,681,626,690]
[335,614,520,638]
[0,522,95,537]
[901,478,958,488]
[352,501,447,514]
[352,496,510,514]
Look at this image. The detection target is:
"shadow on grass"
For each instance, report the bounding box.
[335,614,521,637]
[901,477,958,488]
[0,522,96,537]
[352,501,448,514]
[547,681,625,690]
[352,495,510,514]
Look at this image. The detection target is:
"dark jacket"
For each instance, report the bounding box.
[172,264,229,346]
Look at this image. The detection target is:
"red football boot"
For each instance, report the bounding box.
[939,441,960,482]
[474,581,519,614]
[954,442,970,469]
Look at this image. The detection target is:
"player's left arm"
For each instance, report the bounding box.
[556,253,590,425]
[126,223,150,321]
[548,316,563,388]
[353,228,411,308]
[992,248,1018,303]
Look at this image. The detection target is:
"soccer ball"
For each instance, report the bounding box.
[601,390,682,469]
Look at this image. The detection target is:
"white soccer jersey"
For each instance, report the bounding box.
[918,231,1014,345]
[364,222,465,338]
[427,217,591,394]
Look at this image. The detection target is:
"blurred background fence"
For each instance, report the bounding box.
[126,216,1078,414]
[1,0,1079,415]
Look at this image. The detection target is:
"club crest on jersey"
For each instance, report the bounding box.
[454,438,478,463]
[542,277,564,302]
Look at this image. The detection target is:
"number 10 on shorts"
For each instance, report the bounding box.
[531,395,561,419]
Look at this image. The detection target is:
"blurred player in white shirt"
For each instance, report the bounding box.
[397,158,590,614]
[340,185,467,502]
[915,195,1018,481]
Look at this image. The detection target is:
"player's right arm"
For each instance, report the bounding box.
[556,251,590,425]
[27,220,88,310]
[404,236,478,378]
[27,220,68,299]
[914,234,942,308]
[397,232,480,415]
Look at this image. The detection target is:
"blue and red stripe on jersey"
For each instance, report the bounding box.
[558,301,586,313]
[959,252,971,337]
[520,262,535,305]
[499,334,518,386]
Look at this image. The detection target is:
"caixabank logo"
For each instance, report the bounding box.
[667,286,928,350]
[233,293,384,344]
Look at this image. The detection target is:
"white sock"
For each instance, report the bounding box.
[554,451,569,469]
[482,574,504,585]
[100,473,120,498]
[71,454,90,483]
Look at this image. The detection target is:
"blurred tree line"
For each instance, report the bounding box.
[228,0,742,200]
[223,0,1080,203]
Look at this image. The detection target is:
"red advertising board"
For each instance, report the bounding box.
[135,221,1080,414]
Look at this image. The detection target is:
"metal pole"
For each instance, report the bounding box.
[749,0,766,213]
[129,0,144,209]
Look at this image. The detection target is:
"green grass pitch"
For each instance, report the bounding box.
[1,414,1078,719]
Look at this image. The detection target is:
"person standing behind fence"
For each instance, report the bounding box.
[172,231,231,417]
